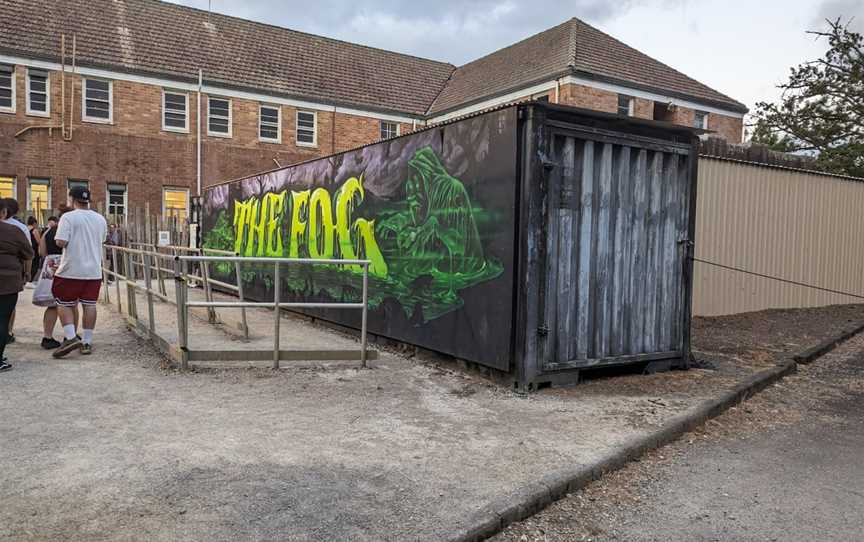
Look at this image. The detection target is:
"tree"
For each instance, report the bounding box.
[752,18,864,177]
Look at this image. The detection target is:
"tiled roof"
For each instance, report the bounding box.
[0,0,455,116]
[0,1,747,118]
[428,18,748,115]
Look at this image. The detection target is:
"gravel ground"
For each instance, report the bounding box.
[493,319,864,542]
[2,295,862,541]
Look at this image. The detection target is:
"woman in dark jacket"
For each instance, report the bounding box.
[0,202,34,371]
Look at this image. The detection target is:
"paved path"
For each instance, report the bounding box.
[495,333,864,541]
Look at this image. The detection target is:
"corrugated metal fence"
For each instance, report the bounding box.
[693,156,864,316]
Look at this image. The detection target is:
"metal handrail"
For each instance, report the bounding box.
[174,255,371,371]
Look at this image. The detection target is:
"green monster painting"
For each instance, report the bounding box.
[203,146,503,323]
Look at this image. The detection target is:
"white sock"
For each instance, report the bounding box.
[82,329,94,345]
[63,324,76,341]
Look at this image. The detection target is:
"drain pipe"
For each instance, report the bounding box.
[196,69,202,197]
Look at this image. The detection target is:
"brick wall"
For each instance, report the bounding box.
[557,83,743,143]
[0,65,407,214]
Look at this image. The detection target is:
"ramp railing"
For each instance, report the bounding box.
[174,255,371,371]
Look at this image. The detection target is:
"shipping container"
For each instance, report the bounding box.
[201,103,699,389]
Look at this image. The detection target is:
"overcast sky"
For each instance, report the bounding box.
[167,0,863,114]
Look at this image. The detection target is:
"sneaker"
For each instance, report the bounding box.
[53,337,82,359]
[0,360,11,372]
[80,343,93,355]
[41,337,62,350]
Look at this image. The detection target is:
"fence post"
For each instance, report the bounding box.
[124,251,137,320]
[174,257,189,371]
[273,262,281,369]
[112,247,122,313]
[101,247,110,305]
[142,250,155,336]
[234,255,249,339]
[361,262,369,369]
[201,256,217,324]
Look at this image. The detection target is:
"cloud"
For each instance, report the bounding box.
[813,0,864,32]
[166,0,676,64]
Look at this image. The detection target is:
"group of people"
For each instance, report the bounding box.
[0,185,108,372]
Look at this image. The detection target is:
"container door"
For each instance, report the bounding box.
[540,133,693,371]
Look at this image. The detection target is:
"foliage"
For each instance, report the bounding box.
[752,18,864,177]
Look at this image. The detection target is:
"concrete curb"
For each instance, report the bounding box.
[793,321,864,365]
[449,323,864,542]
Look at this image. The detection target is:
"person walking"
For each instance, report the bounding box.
[0,200,34,371]
[51,186,107,358]
[27,216,42,283]
[35,209,78,349]
[2,198,29,345]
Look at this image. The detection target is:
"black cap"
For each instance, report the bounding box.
[70,185,91,202]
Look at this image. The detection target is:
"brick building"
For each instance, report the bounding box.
[0,0,747,220]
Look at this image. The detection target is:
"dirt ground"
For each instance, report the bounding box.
[493,311,864,542]
[2,294,862,541]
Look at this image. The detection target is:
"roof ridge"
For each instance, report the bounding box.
[144,0,455,69]
[568,17,579,68]
[570,17,745,108]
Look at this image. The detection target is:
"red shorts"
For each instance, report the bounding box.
[52,277,102,307]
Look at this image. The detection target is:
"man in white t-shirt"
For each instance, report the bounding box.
[52,186,108,358]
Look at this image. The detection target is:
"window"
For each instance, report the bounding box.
[107,183,127,218]
[67,179,89,200]
[27,68,49,116]
[259,104,281,143]
[380,121,399,140]
[694,110,709,130]
[207,96,232,137]
[296,110,317,146]
[163,188,189,220]
[617,94,634,116]
[0,64,14,113]
[162,90,189,132]
[0,177,15,199]
[27,179,50,215]
[83,78,112,123]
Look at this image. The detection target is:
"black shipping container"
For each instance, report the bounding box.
[201,103,698,389]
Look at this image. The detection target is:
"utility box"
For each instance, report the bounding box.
[201,103,698,389]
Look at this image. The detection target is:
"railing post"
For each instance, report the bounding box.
[273,262,281,369]
[142,249,155,336]
[101,247,110,304]
[124,251,137,320]
[112,247,122,313]
[174,257,189,371]
[155,249,167,297]
[361,262,369,368]
[201,256,217,324]
[234,254,249,339]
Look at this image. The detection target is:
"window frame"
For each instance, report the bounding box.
[26,68,50,117]
[379,120,399,140]
[81,77,113,124]
[0,176,17,200]
[107,183,128,219]
[258,104,282,144]
[162,89,189,133]
[206,96,232,138]
[295,110,317,147]
[67,179,89,193]
[617,94,634,117]
[0,64,15,114]
[26,178,51,214]
[162,187,190,220]
[694,110,709,130]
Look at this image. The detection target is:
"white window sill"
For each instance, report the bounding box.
[83,117,113,125]
[162,126,190,134]
[296,141,318,148]
[26,110,50,118]
[259,137,282,145]
[0,107,15,115]
[207,131,232,139]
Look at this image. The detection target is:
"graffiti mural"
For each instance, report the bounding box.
[202,108,517,368]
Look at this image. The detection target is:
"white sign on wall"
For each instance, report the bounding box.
[157,231,171,247]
